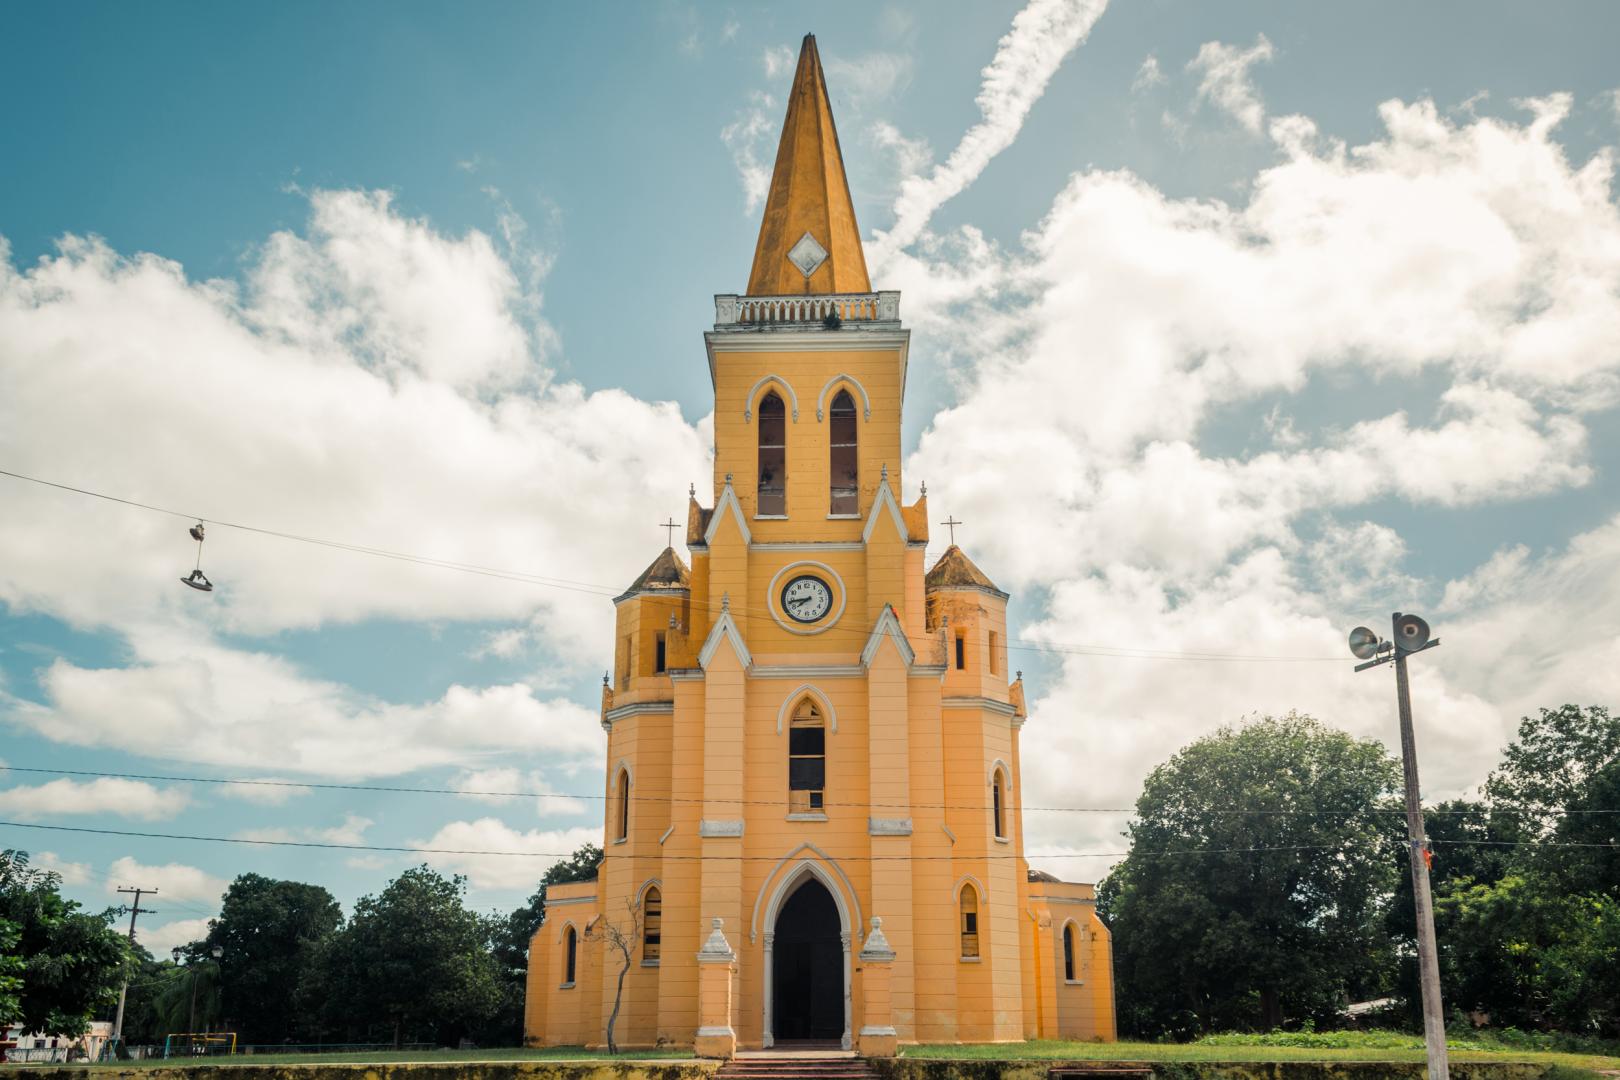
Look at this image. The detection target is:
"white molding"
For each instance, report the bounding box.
[1029,894,1099,906]
[755,857,857,1052]
[941,823,957,845]
[704,479,753,546]
[668,668,706,682]
[603,701,675,724]
[749,843,864,943]
[942,696,1018,717]
[868,817,913,836]
[954,874,987,904]
[766,560,847,636]
[860,605,916,669]
[816,374,872,421]
[699,818,744,838]
[988,758,1012,792]
[658,825,675,846]
[635,878,663,905]
[860,478,910,544]
[860,1025,899,1037]
[776,684,838,734]
[613,760,633,791]
[546,895,596,908]
[743,374,800,422]
[750,541,865,552]
[698,610,753,670]
[556,918,579,945]
[750,664,864,680]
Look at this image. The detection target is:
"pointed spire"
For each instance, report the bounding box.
[747,34,871,296]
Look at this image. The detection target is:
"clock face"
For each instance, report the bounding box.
[781,575,833,623]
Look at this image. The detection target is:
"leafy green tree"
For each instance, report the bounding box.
[1436,873,1620,1034]
[483,843,601,1044]
[0,850,131,1036]
[1098,714,1400,1036]
[1486,705,1620,898]
[201,874,340,1044]
[307,865,502,1047]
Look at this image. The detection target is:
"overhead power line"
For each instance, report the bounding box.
[0,467,1345,663]
[3,763,1563,817]
[4,819,1617,862]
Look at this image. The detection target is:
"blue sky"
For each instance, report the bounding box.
[4,0,1620,954]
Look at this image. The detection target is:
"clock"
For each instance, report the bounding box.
[781,574,833,623]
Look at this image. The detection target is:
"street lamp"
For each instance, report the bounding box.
[1348,612,1445,1080]
[171,945,224,1046]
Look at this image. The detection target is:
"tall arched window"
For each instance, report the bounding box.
[757,391,786,516]
[563,925,578,985]
[788,697,826,813]
[643,887,662,963]
[828,389,858,515]
[616,768,631,842]
[1063,922,1077,981]
[992,769,1007,839]
[959,884,980,958]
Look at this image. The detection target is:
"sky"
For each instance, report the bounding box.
[3,0,1620,956]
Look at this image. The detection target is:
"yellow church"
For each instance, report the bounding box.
[524,34,1115,1055]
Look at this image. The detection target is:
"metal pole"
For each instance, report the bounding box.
[1393,615,1448,1080]
[188,963,199,1042]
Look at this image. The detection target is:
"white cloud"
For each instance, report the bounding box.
[413,818,602,890]
[139,917,212,956]
[32,851,91,886]
[215,778,313,806]
[0,776,188,820]
[1131,54,1164,93]
[8,634,604,778]
[870,121,934,182]
[762,45,795,80]
[869,0,1110,267]
[0,189,709,659]
[450,767,590,817]
[107,857,226,904]
[722,93,777,214]
[239,812,373,846]
[826,52,914,109]
[1187,33,1275,134]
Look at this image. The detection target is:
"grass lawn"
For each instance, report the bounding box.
[45,1048,696,1068]
[902,1040,1620,1072]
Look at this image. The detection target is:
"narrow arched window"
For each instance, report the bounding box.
[758,391,786,516]
[563,925,577,985]
[788,697,825,813]
[828,389,857,515]
[643,887,662,963]
[959,884,980,958]
[616,768,631,842]
[992,770,1007,839]
[1063,923,1076,981]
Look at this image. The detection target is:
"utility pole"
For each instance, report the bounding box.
[1348,612,1447,1080]
[112,886,157,1049]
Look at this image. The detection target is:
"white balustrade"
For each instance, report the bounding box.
[713,291,901,328]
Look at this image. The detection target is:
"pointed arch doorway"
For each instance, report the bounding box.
[762,869,852,1048]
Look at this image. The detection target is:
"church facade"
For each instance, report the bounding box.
[524,35,1115,1053]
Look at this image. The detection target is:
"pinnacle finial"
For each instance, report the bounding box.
[725,472,733,486]
[920,480,927,496]
[602,671,609,686]
[722,592,730,614]
[881,462,889,483]
[689,482,696,499]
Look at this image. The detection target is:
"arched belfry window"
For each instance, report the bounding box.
[992,769,1008,839]
[1063,922,1077,981]
[758,391,787,516]
[616,768,631,842]
[643,886,662,963]
[829,389,858,515]
[788,697,826,813]
[959,884,980,958]
[563,925,578,985]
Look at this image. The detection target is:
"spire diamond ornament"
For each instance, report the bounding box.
[786,232,828,279]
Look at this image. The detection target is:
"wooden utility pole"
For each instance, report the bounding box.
[1394,629,1448,1080]
[111,886,157,1048]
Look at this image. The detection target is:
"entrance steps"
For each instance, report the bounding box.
[718,1053,877,1080]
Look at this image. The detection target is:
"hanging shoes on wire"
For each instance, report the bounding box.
[180,521,214,592]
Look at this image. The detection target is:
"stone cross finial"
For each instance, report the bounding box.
[941,516,963,545]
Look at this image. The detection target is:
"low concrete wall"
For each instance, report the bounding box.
[9,1063,716,1080]
[871,1062,1564,1080]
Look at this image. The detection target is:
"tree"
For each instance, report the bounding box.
[0,850,131,1036]
[308,865,502,1047]
[1098,714,1400,1037]
[202,873,341,1044]
[585,897,643,1055]
[485,843,601,1044]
